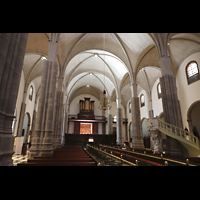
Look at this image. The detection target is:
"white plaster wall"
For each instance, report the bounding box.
[68,95,125,135]
[138,89,149,120]
[69,95,125,119]
[152,78,163,117]
[126,78,164,141]
[68,121,74,134]
[176,52,200,129]
[24,81,36,127]
[69,94,101,116]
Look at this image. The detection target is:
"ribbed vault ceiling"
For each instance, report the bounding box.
[23,33,200,109]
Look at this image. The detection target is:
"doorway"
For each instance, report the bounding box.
[187,101,200,138]
[22,112,31,143]
[80,123,92,134]
[21,112,31,155]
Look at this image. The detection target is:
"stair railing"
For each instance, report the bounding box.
[157,117,199,148]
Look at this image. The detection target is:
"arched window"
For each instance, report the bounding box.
[186,61,200,85]
[113,115,117,122]
[29,86,33,101]
[140,94,145,107]
[157,83,162,99]
[129,102,131,113]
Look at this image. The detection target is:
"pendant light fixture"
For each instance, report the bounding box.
[98,33,111,111]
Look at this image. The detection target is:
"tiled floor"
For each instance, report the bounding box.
[12,154,28,166]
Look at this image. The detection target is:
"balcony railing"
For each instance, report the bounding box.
[68,115,128,123]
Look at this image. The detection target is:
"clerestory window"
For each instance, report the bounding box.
[186,61,200,85]
[140,94,145,107]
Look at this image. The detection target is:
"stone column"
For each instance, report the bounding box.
[64,103,69,134]
[124,109,128,140]
[16,92,27,136]
[159,56,184,156]
[148,99,154,118]
[63,103,69,145]
[107,109,113,135]
[159,56,183,128]
[130,83,145,149]
[102,110,106,135]
[0,33,28,166]
[53,89,64,149]
[29,33,60,159]
[28,58,49,159]
[39,33,60,157]
[39,60,58,156]
[31,110,37,139]
[116,98,123,145]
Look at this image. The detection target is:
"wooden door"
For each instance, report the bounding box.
[74,122,80,134]
[93,123,98,135]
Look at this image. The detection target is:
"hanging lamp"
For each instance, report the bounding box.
[98,33,111,111]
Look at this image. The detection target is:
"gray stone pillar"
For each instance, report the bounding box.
[64,103,69,135]
[116,98,123,145]
[53,90,64,149]
[159,56,184,156]
[31,110,37,139]
[28,59,49,159]
[159,57,183,128]
[39,60,58,157]
[0,33,28,166]
[102,110,106,135]
[107,110,113,135]
[17,101,26,136]
[116,108,123,145]
[29,33,60,159]
[131,96,145,149]
[148,99,154,118]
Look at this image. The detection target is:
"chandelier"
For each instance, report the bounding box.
[98,89,111,111]
[98,33,111,111]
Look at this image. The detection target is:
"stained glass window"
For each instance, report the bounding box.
[186,61,200,85]
[187,62,198,77]
[140,94,145,107]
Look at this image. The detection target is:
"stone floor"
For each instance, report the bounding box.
[12,154,28,166]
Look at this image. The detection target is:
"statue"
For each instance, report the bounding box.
[146,118,162,154]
